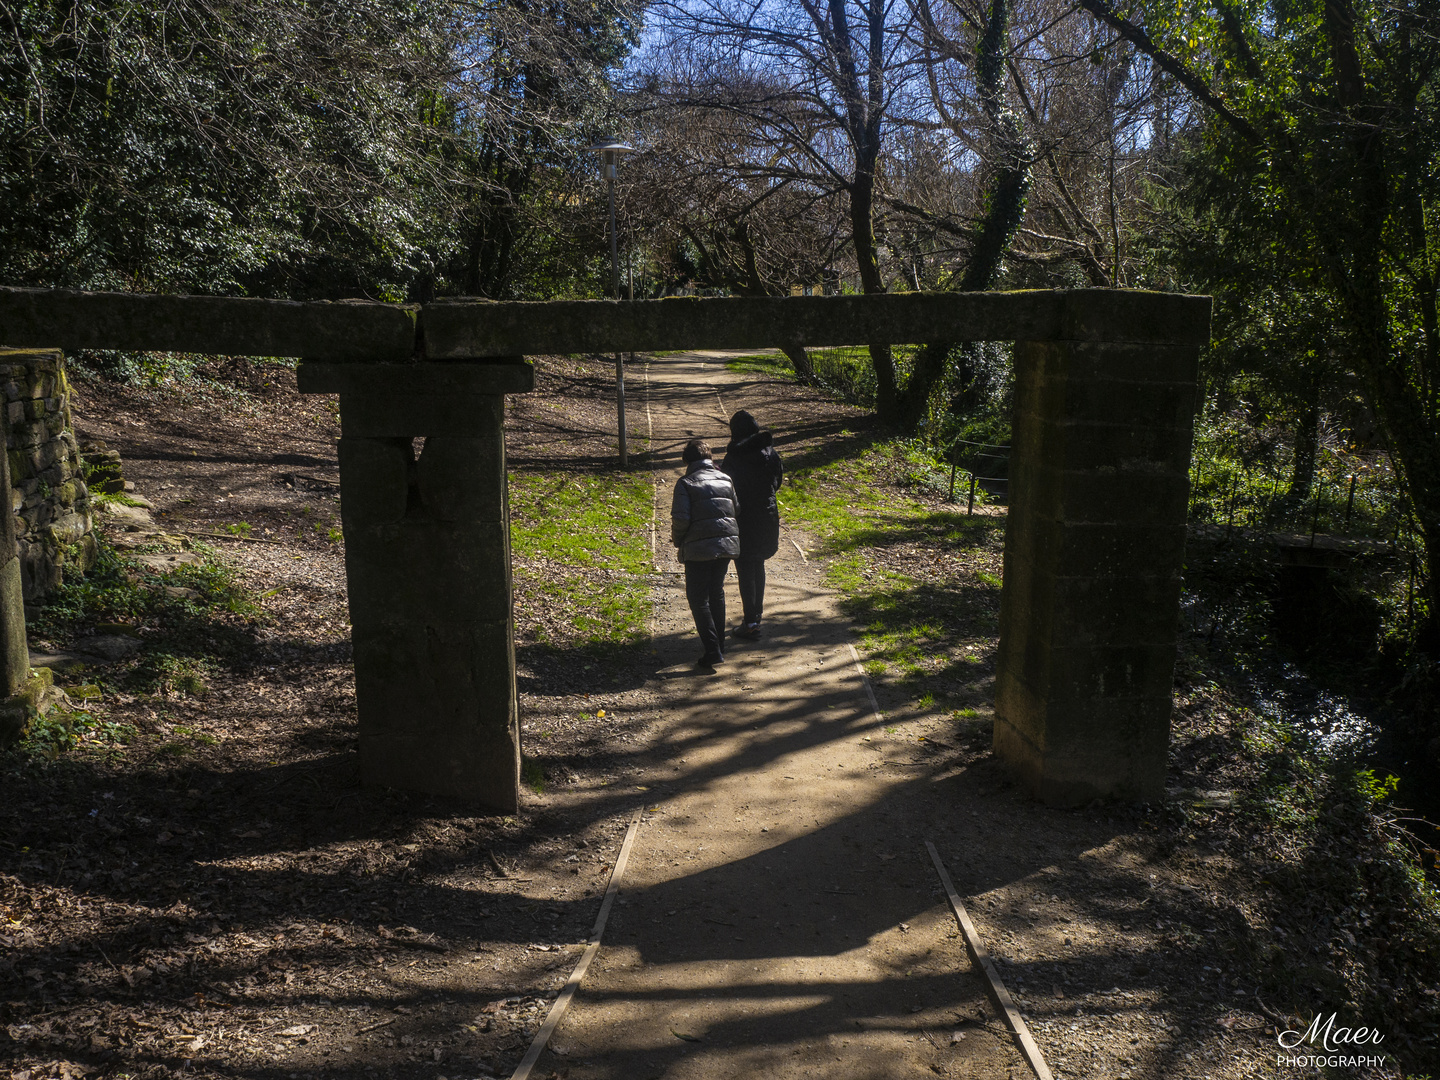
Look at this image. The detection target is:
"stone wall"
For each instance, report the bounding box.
[0,349,96,601]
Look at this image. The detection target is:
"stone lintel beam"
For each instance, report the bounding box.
[0,286,414,362]
[297,361,533,396]
[1,286,1210,361]
[422,289,1213,357]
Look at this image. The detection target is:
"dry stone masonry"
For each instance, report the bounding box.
[0,348,96,601]
[0,285,1210,809]
[297,361,534,812]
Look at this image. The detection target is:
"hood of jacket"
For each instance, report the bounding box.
[729,409,760,441]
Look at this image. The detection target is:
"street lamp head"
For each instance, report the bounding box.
[585,137,635,180]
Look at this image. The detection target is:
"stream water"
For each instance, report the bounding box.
[1246,661,1382,756]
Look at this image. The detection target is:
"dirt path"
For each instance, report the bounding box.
[4,353,1305,1080]
[533,353,1030,1079]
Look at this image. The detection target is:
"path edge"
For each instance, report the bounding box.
[509,809,645,1080]
[925,840,1056,1080]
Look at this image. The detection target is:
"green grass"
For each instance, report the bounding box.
[25,539,262,705]
[511,473,653,573]
[19,705,135,760]
[779,439,1006,712]
[510,471,655,650]
[521,757,546,794]
[725,353,788,376]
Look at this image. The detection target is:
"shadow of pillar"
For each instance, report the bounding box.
[995,294,1204,805]
[298,360,534,812]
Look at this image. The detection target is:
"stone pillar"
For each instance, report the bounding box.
[0,395,27,697]
[297,361,533,811]
[994,332,1201,805]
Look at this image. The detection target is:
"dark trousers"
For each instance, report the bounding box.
[684,558,730,658]
[736,557,767,625]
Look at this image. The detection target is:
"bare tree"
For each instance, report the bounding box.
[637,0,928,421]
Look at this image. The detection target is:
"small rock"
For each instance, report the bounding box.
[97,502,152,526]
[135,552,202,571]
[74,635,143,662]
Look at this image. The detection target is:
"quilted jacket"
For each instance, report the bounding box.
[671,461,741,561]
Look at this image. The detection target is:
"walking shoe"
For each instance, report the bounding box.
[733,622,761,640]
[697,652,725,669]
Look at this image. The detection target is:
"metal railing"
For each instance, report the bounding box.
[946,437,1009,514]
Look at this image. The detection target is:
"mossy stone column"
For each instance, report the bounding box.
[0,396,31,745]
[994,295,1206,804]
[0,397,27,691]
[298,361,534,812]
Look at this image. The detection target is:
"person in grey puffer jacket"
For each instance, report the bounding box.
[671,438,740,668]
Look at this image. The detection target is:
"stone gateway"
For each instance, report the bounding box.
[0,286,1208,810]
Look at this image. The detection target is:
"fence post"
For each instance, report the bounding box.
[0,386,32,745]
[967,473,977,516]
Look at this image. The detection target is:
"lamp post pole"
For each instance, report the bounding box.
[587,138,635,467]
[607,168,625,466]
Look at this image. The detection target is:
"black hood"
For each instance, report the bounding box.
[729,410,760,439]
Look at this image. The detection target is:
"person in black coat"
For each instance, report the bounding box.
[721,410,784,639]
[671,438,741,668]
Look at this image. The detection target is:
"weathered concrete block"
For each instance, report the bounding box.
[420,289,1212,358]
[993,680,1171,803]
[314,364,529,809]
[0,286,417,361]
[339,394,510,440]
[337,438,411,526]
[343,564,518,809]
[995,336,1203,804]
[298,362,534,397]
[416,435,506,523]
[343,521,510,626]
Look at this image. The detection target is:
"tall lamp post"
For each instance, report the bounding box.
[586,137,635,465]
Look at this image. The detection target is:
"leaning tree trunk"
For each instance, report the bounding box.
[895,0,1030,434]
[781,344,819,386]
[849,169,899,420]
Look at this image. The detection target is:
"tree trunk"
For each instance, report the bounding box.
[894,341,950,430]
[781,344,819,386]
[849,168,898,420]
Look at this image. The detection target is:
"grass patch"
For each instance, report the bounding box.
[18,705,136,760]
[779,439,1006,712]
[725,353,788,376]
[511,473,653,575]
[511,471,654,652]
[521,757,546,794]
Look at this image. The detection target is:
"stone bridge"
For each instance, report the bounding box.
[0,286,1209,812]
